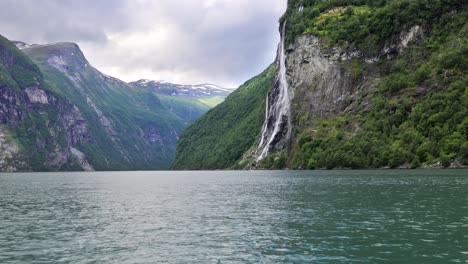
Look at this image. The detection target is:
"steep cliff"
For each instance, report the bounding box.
[255,23,292,161]
[20,41,186,170]
[259,0,467,169]
[173,0,467,170]
[0,35,90,171]
[0,35,186,171]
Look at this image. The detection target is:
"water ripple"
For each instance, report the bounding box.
[0,170,467,263]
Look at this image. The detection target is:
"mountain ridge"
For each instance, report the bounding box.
[131,79,233,97]
[173,0,468,170]
[131,79,234,123]
[1,35,187,171]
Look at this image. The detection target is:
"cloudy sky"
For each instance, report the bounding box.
[0,0,286,87]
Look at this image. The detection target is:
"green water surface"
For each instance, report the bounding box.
[0,170,467,263]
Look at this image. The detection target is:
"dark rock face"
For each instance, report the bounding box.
[286,25,424,131]
[0,84,90,171]
[0,87,22,124]
[37,89,90,169]
[287,35,355,130]
[59,104,88,146]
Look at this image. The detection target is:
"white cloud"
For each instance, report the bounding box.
[0,0,287,87]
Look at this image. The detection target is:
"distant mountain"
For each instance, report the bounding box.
[131,80,233,98]
[131,80,234,123]
[0,36,185,171]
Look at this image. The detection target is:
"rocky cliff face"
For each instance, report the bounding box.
[0,87,22,124]
[253,23,426,163]
[268,24,425,143]
[287,35,354,126]
[172,1,466,170]
[0,126,22,172]
[0,84,91,171]
[1,34,186,171]
[251,1,467,169]
[253,29,361,163]
[19,40,186,170]
[0,35,93,171]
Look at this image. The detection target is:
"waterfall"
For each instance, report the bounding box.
[255,22,291,162]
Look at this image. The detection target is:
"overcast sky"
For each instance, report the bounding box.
[0,0,286,87]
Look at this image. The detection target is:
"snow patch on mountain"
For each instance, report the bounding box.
[130,80,235,98]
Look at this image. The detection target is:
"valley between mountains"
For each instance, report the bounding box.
[0,37,232,171]
[1,0,467,172]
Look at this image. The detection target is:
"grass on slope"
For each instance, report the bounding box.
[158,95,211,123]
[196,96,226,108]
[0,35,43,90]
[172,64,277,170]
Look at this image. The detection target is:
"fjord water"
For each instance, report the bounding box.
[0,170,467,263]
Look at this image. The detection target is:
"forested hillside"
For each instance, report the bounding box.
[282,0,468,169]
[172,65,277,169]
[173,0,468,170]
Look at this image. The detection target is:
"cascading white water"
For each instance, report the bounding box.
[255,22,291,162]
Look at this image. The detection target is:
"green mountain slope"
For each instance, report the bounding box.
[130,80,233,123]
[173,0,468,170]
[172,65,277,169]
[0,37,43,90]
[282,0,468,169]
[1,35,90,171]
[0,35,186,171]
[157,95,211,123]
[21,42,186,170]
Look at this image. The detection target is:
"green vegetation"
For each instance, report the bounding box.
[1,36,187,171]
[0,35,43,90]
[291,7,468,169]
[158,95,212,123]
[174,0,467,170]
[1,35,75,171]
[172,65,277,169]
[34,61,186,170]
[258,150,289,169]
[196,96,225,108]
[282,0,463,51]
[0,62,18,90]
